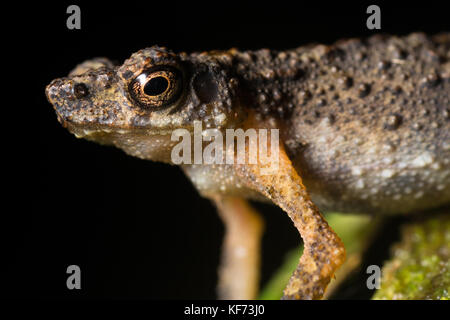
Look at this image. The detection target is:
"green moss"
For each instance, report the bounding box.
[373,215,450,300]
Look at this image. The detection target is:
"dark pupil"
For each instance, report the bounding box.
[144,76,169,96]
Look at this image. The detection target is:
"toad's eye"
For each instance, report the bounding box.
[129,66,183,109]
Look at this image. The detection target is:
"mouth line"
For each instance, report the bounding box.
[65,121,176,138]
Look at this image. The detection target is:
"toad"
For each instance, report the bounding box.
[46,32,450,299]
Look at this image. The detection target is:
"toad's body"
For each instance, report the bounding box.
[47,33,450,299]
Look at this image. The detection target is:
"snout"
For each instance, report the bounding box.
[45,69,126,131]
[45,78,79,124]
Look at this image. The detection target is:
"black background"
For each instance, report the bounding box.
[7,1,449,300]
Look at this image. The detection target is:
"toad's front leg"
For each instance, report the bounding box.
[211,196,264,299]
[235,142,346,300]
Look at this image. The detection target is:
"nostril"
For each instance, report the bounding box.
[73,83,89,99]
